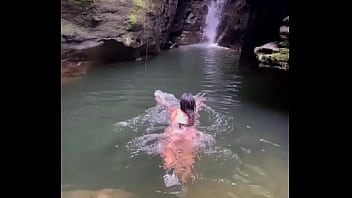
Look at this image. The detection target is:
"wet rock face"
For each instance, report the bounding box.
[254,42,289,70]
[61,0,180,60]
[217,0,249,50]
[216,0,288,67]
[170,0,209,45]
[278,16,289,48]
[61,0,180,80]
[61,0,290,80]
[239,0,289,67]
[61,0,211,69]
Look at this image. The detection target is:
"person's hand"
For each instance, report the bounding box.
[195,95,206,108]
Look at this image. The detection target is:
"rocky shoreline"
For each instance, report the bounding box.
[61,0,289,83]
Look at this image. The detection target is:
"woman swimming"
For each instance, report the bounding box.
[155,92,205,185]
[155,92,204,128]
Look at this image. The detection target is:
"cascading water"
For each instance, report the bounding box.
[203,0,226,45]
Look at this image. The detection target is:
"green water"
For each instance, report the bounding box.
[61,44,288,198]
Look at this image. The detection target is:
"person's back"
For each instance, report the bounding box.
[156,92,197,130]
[155,91,206,186]
[169,107,188,127]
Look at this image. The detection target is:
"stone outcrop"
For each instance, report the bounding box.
[61,0,180,79]
[170,0,209,45]
[217,0,249,50]
[254,16,289,70]
[216,0,288,68]
[61,0,214,81]
[61,0,290,81]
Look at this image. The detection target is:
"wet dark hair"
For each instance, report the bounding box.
[180,92,196,127]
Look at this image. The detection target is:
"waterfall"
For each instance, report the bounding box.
[203,0,226,45]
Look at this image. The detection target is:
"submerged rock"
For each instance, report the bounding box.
[247,185,274,198]
[61,58,93,84]
[61,188,136,198]
[243,163,266,177]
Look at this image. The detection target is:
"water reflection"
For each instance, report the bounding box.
[201,46,243,114]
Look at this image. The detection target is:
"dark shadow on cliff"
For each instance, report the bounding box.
[239,0,289,67]
[217,0,289,67]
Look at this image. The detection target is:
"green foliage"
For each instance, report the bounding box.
[134,0,144,7]
[128,13,137,23]
[256,48,289,69]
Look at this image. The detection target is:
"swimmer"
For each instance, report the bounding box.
[155,92,206,186]
[155,92,205,130]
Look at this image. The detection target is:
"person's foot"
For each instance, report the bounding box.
[164,168,181,188]
[167,168,175,175]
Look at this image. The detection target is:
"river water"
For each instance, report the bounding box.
[61,44,288,198]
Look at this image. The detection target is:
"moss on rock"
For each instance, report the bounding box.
[134,0,144,8]
[256,48,289,70]
[128,13,137,23]
[253,16,289,70]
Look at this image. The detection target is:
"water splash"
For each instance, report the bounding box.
[259,138,280,147]
[127,133,165,156]
[127,130,217,157]
[203,146,241,162]
[113,90,181,133]
[113,105,170,133]
[114,90,239,183]
[203,0,226,44]
[114,90,234,135]
[199,105,234,136]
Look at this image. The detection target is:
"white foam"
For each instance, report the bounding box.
[114,90,237,162]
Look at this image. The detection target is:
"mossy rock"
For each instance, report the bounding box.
[134,0,144,7]
[254,42,279,54]
[256,48,289,70]
[257,48,289,62]
[61,23,80,36]
[128,13,138,23]
[127,23,144,32]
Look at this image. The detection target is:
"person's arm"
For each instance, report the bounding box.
[155,96,176,113]
[155,95,169,107]
[194,95,206,112]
